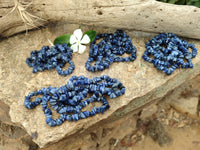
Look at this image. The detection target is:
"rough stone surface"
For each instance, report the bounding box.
[140,105,158,120]
[164,74,200,119]
[169,97,199,118]
[0,23,200,148]
[39,111,137,150]
[0,0,200,39]
[0,123,38,150]
[0,100,13,125]
[0,100,38,150]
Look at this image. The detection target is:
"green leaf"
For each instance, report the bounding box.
[157,0,168,2]
[191,0,199,2]
[194,1,200,7]
[168,0,176,4]
[175,0,186,4]
[54,34,71,46]
[157,0,200,7]
[186,1,192,4]
[84,30,97,42]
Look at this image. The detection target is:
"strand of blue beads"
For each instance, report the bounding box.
[24,75,125,127]
[142,33,198,75]
[85,30,137,72]
[26,43,75,76]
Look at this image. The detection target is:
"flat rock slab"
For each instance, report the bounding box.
[0,24,200,148]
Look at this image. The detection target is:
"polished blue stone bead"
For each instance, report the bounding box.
[58,116,65,122]
[66,81,74,90]
[185,53,192,59]
[164,68,172,75]
[24,102,32,109]
[46,117,52,124]
[115,90,122,96]
[83,111,90,117]
[72,114,79,121]
[68,100,76,106]
[79,113,86,119]
[48,120,57,127]
[89,111,95,116]
[100,108,105,114]
[120,88,125,94]
[42,104,47,111]
[61,114,67,121]
[95,107,100,113]
[59,94,67,101]
[44,108,52,115]
[50,88,57,94]
[188,61,193,68]
[49,99,57,105]
[56,119,63,126]
[65,106,73,113]
[58,107,67,114]
[66,115,72,121]
[110,93,117,99]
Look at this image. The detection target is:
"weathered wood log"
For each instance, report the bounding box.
[0,0,200,39]
[0,23,200,148]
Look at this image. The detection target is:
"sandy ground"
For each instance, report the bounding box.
[131,127,200,150]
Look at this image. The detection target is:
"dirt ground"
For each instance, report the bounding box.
[133,127,200,150]
[115,107,200,150]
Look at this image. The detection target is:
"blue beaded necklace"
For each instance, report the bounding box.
[24,75,125,127]
[85,30,137,72]
[26,43,75,76]
[26,30,137,75]
[142,33,198,75]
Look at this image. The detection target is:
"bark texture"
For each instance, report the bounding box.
[0,0,200,39]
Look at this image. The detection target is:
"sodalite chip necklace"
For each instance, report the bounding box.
[85,30,137,72]
[26,43,75,76]
[24,75,125,127]
[142,33,198,75]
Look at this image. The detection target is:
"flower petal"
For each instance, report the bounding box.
[78,44,86,54]
[70,35,78,44]
[71,43,78,53]
[80,34,90,44]
[73,29,83,41]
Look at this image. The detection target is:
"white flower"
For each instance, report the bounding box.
[70,29,90,54]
